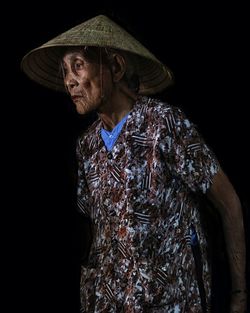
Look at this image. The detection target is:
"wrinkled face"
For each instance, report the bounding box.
[62,50,112,114]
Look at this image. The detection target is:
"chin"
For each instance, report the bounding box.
[76,109,86,115]
[76,107,90,115]
[75,104,95,115]
[75,97,101,115]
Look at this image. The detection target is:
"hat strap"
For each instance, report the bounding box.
[99,47,104,100]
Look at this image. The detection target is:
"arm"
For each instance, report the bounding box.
[207,168,247,313]
[158,105,247,311]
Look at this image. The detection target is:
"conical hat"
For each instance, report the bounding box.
[21,15,173,95]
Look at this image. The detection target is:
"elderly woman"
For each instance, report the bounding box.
[21,15,246,313]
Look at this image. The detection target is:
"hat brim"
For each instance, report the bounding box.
[21,44,173,95]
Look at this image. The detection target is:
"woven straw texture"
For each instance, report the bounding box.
[21,15,173,95]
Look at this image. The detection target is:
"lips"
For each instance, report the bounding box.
[71,95,82,101]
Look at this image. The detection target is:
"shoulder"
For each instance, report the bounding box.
[139,96,184,118]
[138,96,190,131]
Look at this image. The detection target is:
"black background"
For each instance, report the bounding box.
[6,1,249,312]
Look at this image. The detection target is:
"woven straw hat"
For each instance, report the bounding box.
[21,15,173,95]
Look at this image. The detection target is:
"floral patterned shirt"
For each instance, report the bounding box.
[77,96,220,313]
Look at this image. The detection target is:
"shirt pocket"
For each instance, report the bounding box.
[131,134,154,158]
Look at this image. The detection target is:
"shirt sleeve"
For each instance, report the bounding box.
[159,106,220,193]
[76,138,91,217]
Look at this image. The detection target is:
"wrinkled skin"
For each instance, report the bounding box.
[62,50,113,115]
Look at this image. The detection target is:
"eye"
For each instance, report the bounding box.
[74,60,84,71]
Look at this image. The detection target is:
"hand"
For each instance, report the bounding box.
[230,291,247,313]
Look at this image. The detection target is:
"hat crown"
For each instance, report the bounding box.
[43,14,155,61]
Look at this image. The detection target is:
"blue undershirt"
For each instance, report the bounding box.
[101,113,129,151]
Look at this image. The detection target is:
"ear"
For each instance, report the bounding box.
[110,54,126,83]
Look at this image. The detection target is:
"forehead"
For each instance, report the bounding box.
[62,49,85,63]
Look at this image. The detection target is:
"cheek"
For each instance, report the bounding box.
[80,74,100,90]
[82,81,91,89]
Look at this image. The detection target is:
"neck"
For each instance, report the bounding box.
[98,85,137,131]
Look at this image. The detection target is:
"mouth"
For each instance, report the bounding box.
[71,95,83,101]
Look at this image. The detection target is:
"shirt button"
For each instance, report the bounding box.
[107,152,113,159]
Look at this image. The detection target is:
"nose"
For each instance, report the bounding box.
[64,73,79,91]
[66,78,78,91]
